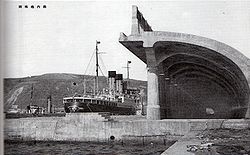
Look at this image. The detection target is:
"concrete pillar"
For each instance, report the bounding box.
[147,67,160,120]
[245,98,250,118]
[131,5,140,35]
[145,47,160,120]
[131,5,152,35]
[246,109,250,118]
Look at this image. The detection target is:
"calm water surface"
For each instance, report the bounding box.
[4,141,175,155]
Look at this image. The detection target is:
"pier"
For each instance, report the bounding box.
[5,113,250,142]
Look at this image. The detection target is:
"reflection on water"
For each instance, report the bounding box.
[4,140,175,155]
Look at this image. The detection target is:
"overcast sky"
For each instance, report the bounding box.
[3,1,250,80]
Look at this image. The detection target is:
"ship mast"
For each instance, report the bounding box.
[95,40,101,94]
[123,61,131,87]
[127,61,131,80]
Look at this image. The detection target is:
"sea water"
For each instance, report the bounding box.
[4,140,175,155]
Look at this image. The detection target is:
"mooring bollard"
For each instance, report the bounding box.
[109,135,115,147]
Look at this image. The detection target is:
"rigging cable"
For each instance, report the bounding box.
[98,65,105,77]
[99,56,107,76]
[84,50,95,76]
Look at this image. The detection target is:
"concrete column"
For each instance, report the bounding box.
[147,67,160,120]
[245,98,250,118]
[145,47,160,120]
[246,109,250,118]
[131,5,139,35]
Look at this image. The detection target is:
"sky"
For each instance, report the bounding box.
[3,1,250,81]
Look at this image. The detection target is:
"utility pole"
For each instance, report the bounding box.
[83,77,86,95]
[30,83,34,106]
[28,83,34,113]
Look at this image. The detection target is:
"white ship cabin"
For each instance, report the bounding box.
[63,94,127,105]
[63,71,141,108]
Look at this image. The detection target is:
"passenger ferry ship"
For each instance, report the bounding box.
[63,41,141,115]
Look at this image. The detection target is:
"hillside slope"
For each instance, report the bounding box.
[4,73,147,112]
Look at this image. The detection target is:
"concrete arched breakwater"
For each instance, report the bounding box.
[4,5,250,155]
[119,6,250,119]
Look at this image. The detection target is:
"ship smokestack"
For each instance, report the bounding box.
[47,95,52,113]
[115,74,123,94]
[108,71,116,94]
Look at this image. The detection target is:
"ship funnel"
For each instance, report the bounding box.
[115,74,123,94]
[47,95,52,113]
[108,71,116,94]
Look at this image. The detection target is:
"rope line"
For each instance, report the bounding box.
[99,56,107,76]
[84,50,95,75]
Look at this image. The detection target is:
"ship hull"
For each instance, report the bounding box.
[64,101,136,115]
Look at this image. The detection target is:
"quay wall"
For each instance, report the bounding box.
[4,113,250,142]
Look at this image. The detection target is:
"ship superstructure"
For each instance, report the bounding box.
[63,71,140,114]
[63,41,140,115]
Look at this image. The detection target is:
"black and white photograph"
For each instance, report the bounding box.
[1,1,250,155]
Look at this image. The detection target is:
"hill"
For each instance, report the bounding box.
[3,73,147,112]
